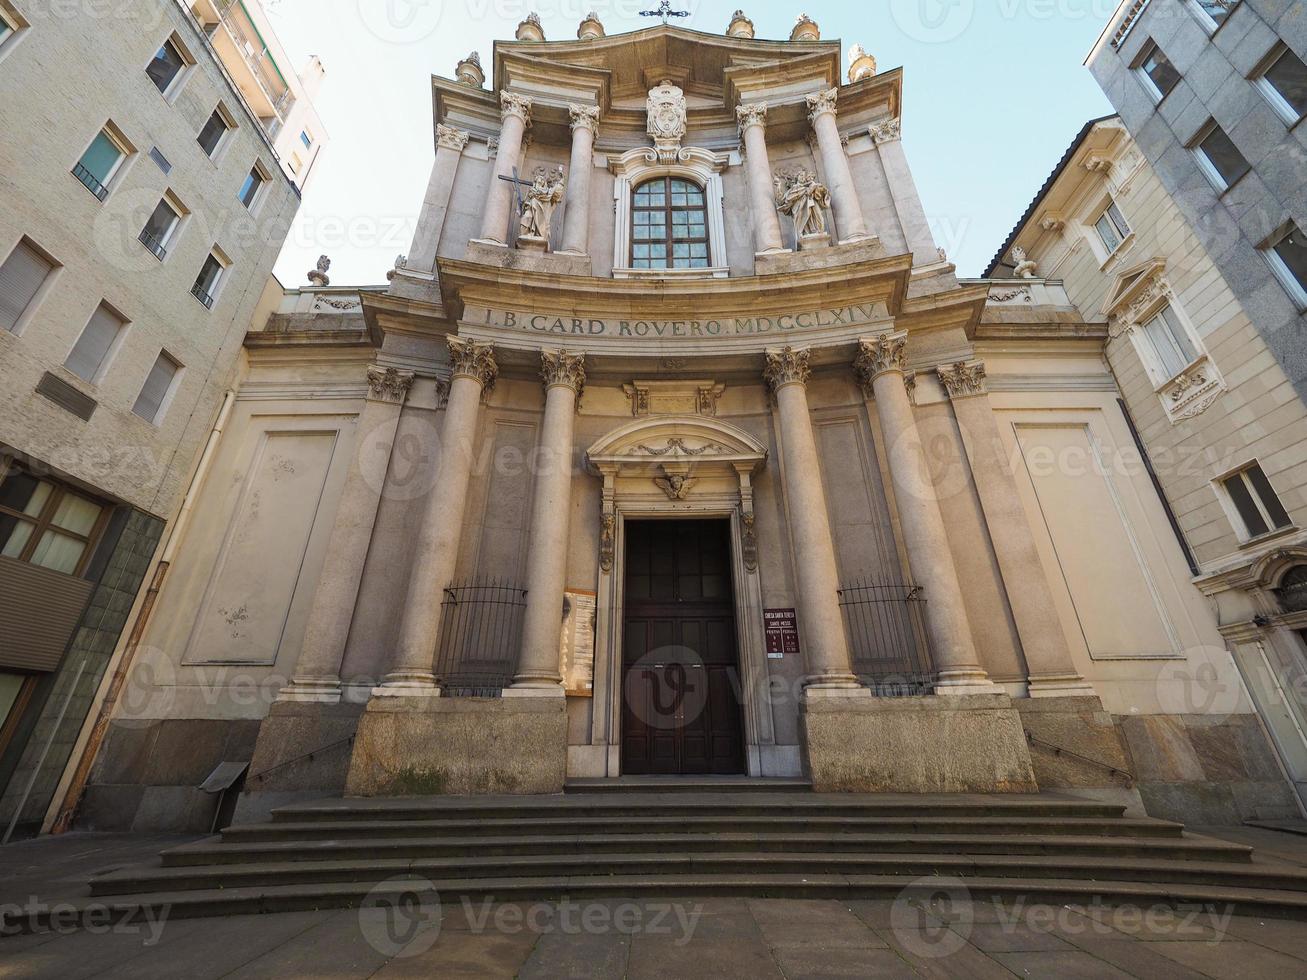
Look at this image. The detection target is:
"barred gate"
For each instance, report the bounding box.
[434,578,527,697]
[838,577,934,696]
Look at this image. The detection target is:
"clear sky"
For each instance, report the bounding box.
[265,0,1116,286]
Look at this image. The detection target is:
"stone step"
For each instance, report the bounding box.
[158,831,1252,868]
[19,873,1307,933]
[90,850,1307,898]
[564,777,813,793]
[270,794,1129,824]
[224,814,1186,843]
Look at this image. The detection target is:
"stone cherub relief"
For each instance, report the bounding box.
[517,165,566,246]
[773,168,831,243]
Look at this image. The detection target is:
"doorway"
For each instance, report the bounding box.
[620,519,746,775]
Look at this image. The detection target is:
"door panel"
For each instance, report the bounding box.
[621,520,745,775]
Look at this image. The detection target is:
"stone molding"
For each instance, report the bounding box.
[540,348,586,397]
[500,91,533,126]
[365,366,416,404]
[436,124,470,152]
[763,346,811,392]
[869,117,901,144]
[569,103,600,134]
[447,337,498,392]
[806,87,838,125]
[853,332,908,390]
[736,102,767,134]
[936,360,988,399]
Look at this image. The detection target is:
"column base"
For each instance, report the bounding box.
[275,678,343,704]
[1028,674,1099,698]
[372,670,440,698]
[800,693,1037,793]
[934,668,1002,696]
[468,237,507,249]
[503,684,566,699]
[798,232,832,251]
[516,234,547,252]
[839,233,879,247]
[754,247,792,259]
[345,693,567,796]
[802,685,871,702]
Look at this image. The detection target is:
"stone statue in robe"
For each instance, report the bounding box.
[774,169,831,239]
[518,166,566,244]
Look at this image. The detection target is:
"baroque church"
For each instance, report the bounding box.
[73,10,1298,833]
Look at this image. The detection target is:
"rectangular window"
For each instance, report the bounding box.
[146,37,187,95]
[1192,122,1251,191]
[191,253,225,309]
[1094,201,1132,255]
[0,2,26,51]
[197,108,231,158]
[1220,463,1293,540]
[1138,41,1182,101]
[299,130,312,149]
[0,461,106,576]
[73,129,126,202]
[1140,305,1199,380]
[237,165,267,208]
[0,240,55,333]
[132,352,181,424]
[64,304,125,382]
[138,197,180,260]
[1255,46,1307,124]
[288,152,303,175]
[1264,224,1307,307]
[1189,0,1238,30]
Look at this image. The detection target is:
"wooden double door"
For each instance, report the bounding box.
[620,519,746,775]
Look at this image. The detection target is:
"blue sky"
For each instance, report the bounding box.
[266,0,1116,285]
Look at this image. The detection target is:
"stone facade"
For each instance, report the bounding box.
[67,14,1302,832]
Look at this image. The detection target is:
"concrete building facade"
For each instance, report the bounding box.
[0,0,305,837]
[62,13,1302,835]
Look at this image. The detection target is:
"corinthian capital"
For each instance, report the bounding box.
[366,366,416,404]
[853,332,908,390]
[540,349,586,397]
[736,102,767,135]
[447,337,498,391]
[763,346,811,392]
[936,360,987,399]
[500,91,533,125]
[869,116,901,144]
[806,87,838,125]
[436,124,470,152]
[569,103,600,133]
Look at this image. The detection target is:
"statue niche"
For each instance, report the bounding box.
[517,165,566,250]
[774,169,832,249]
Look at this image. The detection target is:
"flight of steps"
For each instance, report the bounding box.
[23,779,1307,926]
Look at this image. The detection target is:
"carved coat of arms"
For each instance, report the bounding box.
[646,79,687,159]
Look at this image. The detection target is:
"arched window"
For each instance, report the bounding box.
[1277,565,1307,614]
[631,177,710,270]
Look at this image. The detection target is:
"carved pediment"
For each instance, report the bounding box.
[587,416,767,474]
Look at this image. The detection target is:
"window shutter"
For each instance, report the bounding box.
[132,353,178,422]
[0,242,54,332]
[64,305,124,381]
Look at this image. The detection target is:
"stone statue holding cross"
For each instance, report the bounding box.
[517,165,566,249]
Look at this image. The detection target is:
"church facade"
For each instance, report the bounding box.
[68,12,1300,832]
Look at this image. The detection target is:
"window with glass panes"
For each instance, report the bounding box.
[1267,224,1307,304]
[1194,123,1250,189]
[146,38,186,94]
[132,352,180,423]
[1191,0,1238,28]
[1140,305,1199,380]
[192,254,224,308]
[1259,46,1307,121]
[238,166,265,208]
[1139,42,1182,99]
[631,178,710,269]
[1094,201,1131,254]
[197,109,230,157]
[0,459,106,576]
[139,198,179,258]
[1221,463,1292,539]
[74,130,125,200]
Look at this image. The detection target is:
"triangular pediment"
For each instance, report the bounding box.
[1101,257,1166,318]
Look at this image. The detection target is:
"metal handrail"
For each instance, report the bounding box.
[72,163,108,202]
[1024,730,1135,785]
[138,228,167,261]
[248,735,355,784]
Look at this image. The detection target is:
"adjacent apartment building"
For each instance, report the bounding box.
[0,0,314,838]
[987,111,1307,807]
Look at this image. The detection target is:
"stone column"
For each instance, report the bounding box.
[855,334,996,694]
[406,125,470,275]
[510,349,586,695]
[806,88,872,244]
[378,338,498,693]
[869,118,939,267]
[736,102,786,255]
[559,104,599,256]
[936,360,1094,697]
[478,91,532,245]
[279,366,415,702]
[764,347,862,691]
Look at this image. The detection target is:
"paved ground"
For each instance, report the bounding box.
[3,831,1307,978]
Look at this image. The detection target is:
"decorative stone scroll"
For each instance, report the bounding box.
[447,337,498,393]
[853,332,908,392]
[805,87,838,125]
[736,101,768,134]
[868,117,901,144]
[936,360,988,399]
[365,366,415,404]
[569,103,600,133]
[500,91,533,127]
[436,124,470,152]
[763,346,812,392]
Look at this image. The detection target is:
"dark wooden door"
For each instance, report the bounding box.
[621,520,745,775]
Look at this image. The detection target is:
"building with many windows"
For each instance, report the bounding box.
[0,0,305,838]
[59,12,1303,839]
